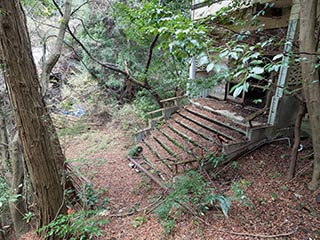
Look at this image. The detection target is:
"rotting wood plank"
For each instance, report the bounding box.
[173,117,215,143]
[185,106,247,135]
[167,123,206,150]
[158,128,198,158]
[128,156,168,190]
[177,112,238,141]
[143,137,175,173]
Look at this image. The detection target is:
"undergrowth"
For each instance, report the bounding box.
[39,182,109,239]
[155,170,231,236]
[39,209,108,240]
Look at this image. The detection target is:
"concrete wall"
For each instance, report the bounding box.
[192,0,292,26]
[271,95,299,137]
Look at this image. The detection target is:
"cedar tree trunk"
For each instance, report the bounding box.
[9,132,29,239]
[0,0,67,237]
[300,0,320,190]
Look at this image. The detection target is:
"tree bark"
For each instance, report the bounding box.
[9,132,29,239]
[0,101,9,177]
[300,0,320,190]
[0,0,67,237]
[288,98,307,179]
[40,0,72,95]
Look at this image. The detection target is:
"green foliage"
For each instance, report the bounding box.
[155,170,230,235]
[77,183,108,210]
[231,161,238,170]
[131,215,146,228]
[198,40,284,98]
[231,179,254,208]
[111,104,148,132]
[205,152,224,168]
[116,1,207,60]
[128,146,143,157]
[0,177,9,211]
[40,181,109,239]
[57,119,87,137]
[133,90,160,119]
[39,210,108,240]
[23,211,35,224]
[22,0,56,17]
[189,2,290,99]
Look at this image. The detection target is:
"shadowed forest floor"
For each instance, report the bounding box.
[21,122,320,240]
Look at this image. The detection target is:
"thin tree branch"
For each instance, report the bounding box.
[71,1,89,16]
[52,0,63,16]
[144,33,160,84]
[73,17,102,43]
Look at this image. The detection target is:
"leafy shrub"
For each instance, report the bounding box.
[133,90,160,119]
[39,210,108,240]
[111,104,147,132]
[205,152,225,168]
[231,179,254,208]
[155,170,230,235]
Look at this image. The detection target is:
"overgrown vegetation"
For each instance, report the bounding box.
[40,182,109,240]
[39,209,108,240]
[1,0,320,238]
[155,170,230,236]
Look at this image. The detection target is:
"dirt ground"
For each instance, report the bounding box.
[21,122,320,240]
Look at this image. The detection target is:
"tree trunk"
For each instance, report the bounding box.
[40,0,72,95]
[0,1,67,237]
[0,92,10,240]
[288,98,307,179]
[0,102,9,176]
[300,0,320,190]
[9,132,29,239]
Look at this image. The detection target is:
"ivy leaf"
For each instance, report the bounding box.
[215,64,228,73]
[206,63,214,72]
[219,49,229,58]
[198,54,209,66]
[250,60,263,65]
[216,196,231,217]
[250,52,260,59]
[233,85,243,98]
[272,53,283,61]
[251,66,264,75]
[229,52,238,60]
[248,73,263,80]
[243,82,250,92]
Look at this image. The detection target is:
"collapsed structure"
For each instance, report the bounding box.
[130,0,305,186]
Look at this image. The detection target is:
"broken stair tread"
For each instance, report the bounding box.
[128,156,168,189]
[159,125,196,151]
[137,142,159,167]
[166,120,213,150]
[142,135,177,174]
[177,110,245,142]
[158,126,199,158]
[152,129,192,161]
[185,105,247,134]
[139,141,175,180]
[172,114,228,145]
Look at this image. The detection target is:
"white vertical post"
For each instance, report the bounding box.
[267,0,300,125]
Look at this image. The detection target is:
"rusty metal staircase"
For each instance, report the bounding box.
[129,97,271,187]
